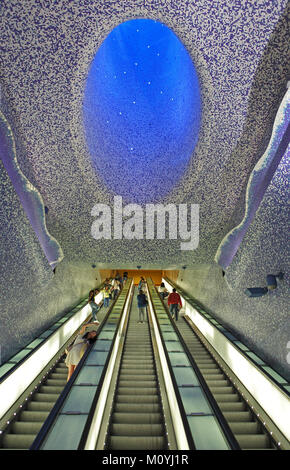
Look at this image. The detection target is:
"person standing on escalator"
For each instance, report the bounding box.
[65,322,99,381]
[102,285,111,308]
[158,282,169,300]
[88,289,100,322]
[167,288,182,321]
[137,289,148,323]
[138,277,145,292]
[112,278,121,299]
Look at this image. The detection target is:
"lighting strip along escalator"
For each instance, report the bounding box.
[97,286,175,451]
[29,280,133,450]
[162,277,290,397]
[0,281,129,450]
[146,278,240,450]
[0,282,106,427]
[0,281,108,385]
[162,277,289,449]
[178,316,280,450]
[0,290,106,451]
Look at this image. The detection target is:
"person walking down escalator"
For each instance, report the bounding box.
[138,277,145,292]
[65,322,99,381]
[158,282,169,301]
[137,289,148,324]
[88,289,100,322]
[168,288,182,321]
[102,285,111,308]
[112,278,121,299]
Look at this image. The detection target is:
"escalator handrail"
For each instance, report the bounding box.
[0,281,107,385]
[146,279,196,450]
[102,284,135,450]
[163,276,290,397]
[77,280,133,450]
[30,280,132,450]
[183,315,282,450]
[148,278,241,450]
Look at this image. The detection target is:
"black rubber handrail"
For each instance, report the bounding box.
[30,281,131,450]
[148,278,241,450]
[102,284,136,450]
[78,280,133,450]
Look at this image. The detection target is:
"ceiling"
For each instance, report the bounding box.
[0,0,289,270]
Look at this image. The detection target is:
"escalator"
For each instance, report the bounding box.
[0,304,109,450]
[0,358,68,449]
[171,313,278,450]
[104,288,168,450]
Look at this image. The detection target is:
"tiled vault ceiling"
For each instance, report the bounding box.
[0,0,289,269]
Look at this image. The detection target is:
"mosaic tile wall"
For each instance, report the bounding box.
[0,1,289,368]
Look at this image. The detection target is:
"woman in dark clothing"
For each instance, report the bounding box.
[137,289,148,323]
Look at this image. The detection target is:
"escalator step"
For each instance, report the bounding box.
[118,380,157,388]
[196,364,219,370]
[117,387,158,396]
[112,413,162,424]
[122,360,154,366]
[116,395,160,404]
[229,422,260,434]
[11,421,43,434]
[218,402,246,412]
[111,423,164,436]
[33,393,59,402]
[50,373,67,380]
[121,364,154,371]
[119,371,155,377]
[109,436,166,450]
[124,352,153,357]
[223,411,252,422]
[119,377,156,384]
[214,394,240,403]
[39,385,64,394]
[236,434,270,449]
[208,386,234,394]
[1,434,36,449]
[26,402,54,412]
[203,370,224,376]
[194,359,216,364]
[46,379,66,386]
[205,379,229,387]
[115,403,161,413]
[54,367,67,373]
[19,411,49,422]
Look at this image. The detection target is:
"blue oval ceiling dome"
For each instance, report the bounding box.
[83,19,201,203]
